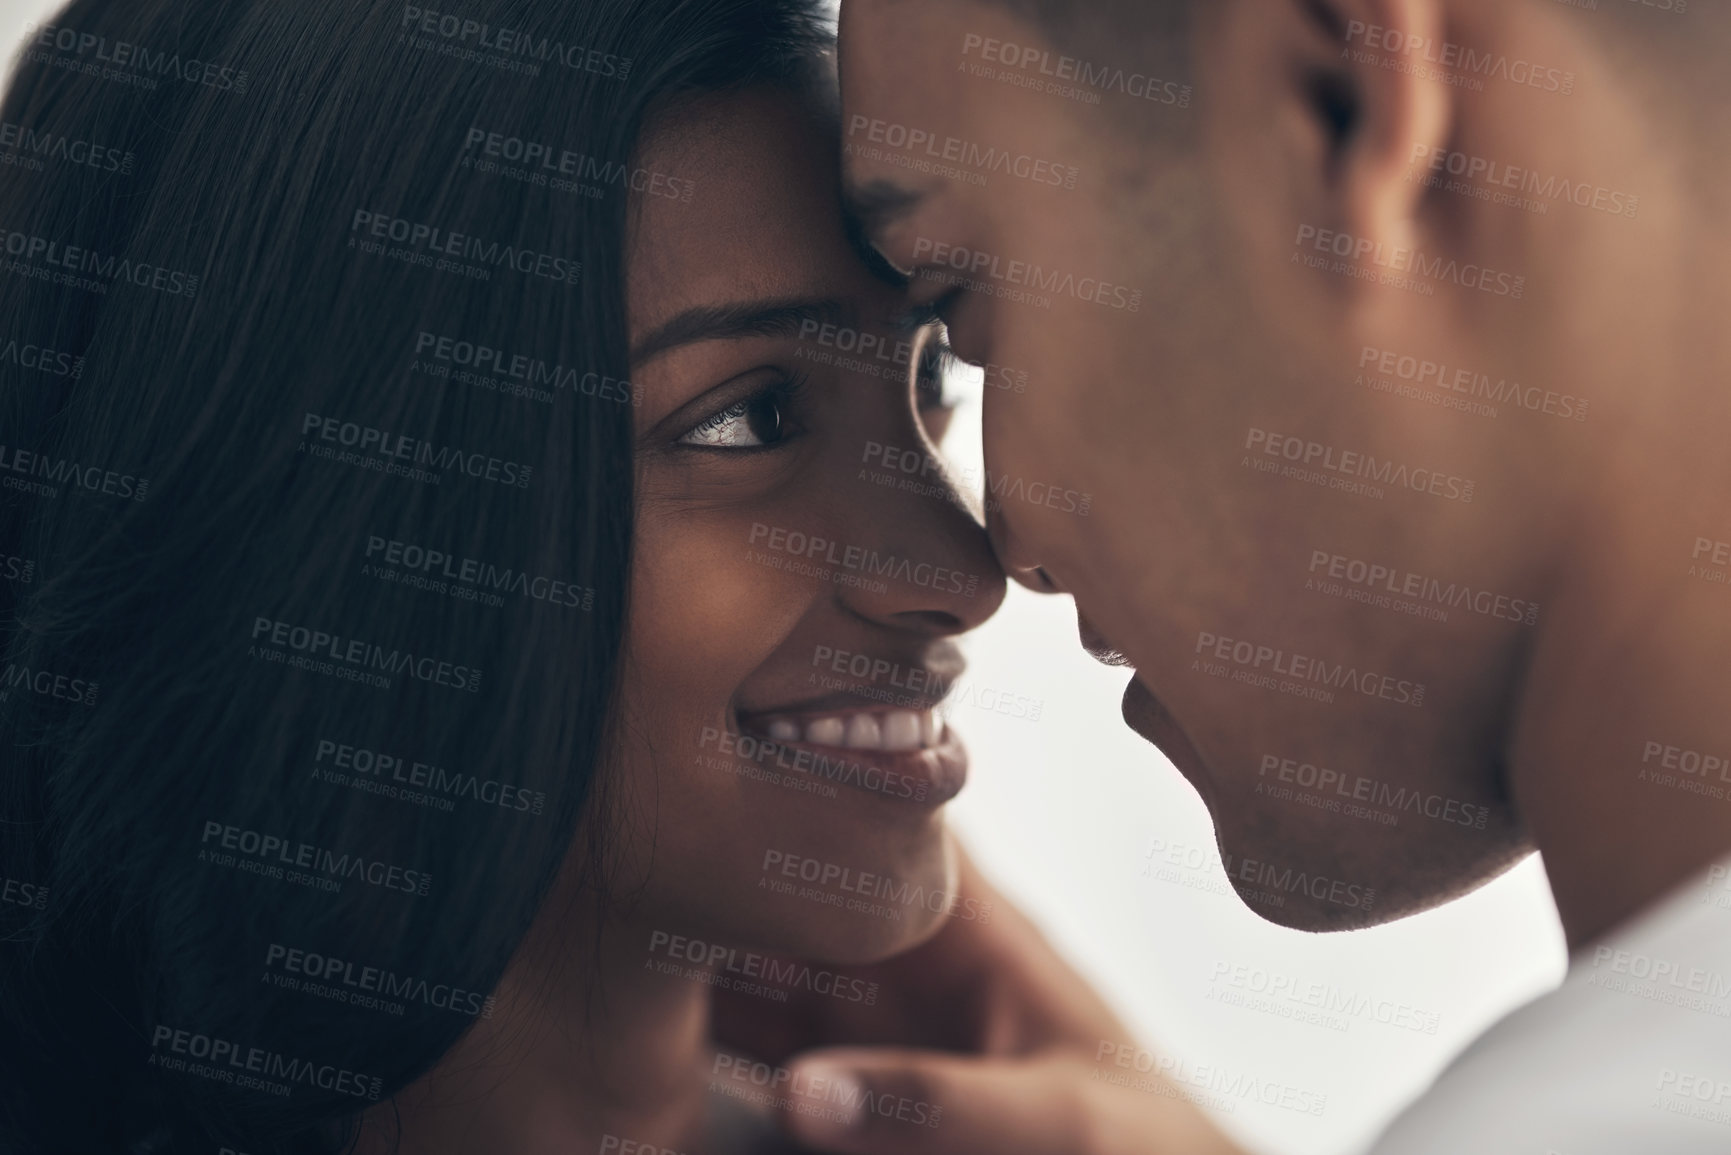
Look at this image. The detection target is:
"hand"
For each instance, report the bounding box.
[710,843,1247,1155]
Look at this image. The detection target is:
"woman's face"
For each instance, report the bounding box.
[612,84,1006,964]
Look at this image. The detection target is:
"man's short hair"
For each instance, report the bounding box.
[975,0,1194,145]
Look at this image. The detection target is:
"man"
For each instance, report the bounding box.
[755,0,1731,1150]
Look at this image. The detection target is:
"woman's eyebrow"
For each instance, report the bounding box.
[631,297,859,365]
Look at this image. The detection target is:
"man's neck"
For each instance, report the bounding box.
[1508,410,1731,952]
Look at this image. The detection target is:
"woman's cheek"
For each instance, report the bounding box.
[631,518,799,680]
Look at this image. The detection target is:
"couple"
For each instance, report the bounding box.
[1,0,1726,1152]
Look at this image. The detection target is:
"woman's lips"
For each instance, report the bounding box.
[735,705,969,807]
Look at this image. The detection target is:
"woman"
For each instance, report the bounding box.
[0,0,1005,1150]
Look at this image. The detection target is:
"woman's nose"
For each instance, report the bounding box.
[833,447,1007,637]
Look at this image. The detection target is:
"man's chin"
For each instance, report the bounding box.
[1121,676,1210,793]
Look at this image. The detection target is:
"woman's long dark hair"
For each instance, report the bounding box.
[0,0,829,1151]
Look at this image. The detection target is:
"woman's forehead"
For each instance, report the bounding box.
[628,87,852,335]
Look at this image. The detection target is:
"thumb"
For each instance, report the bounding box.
[776,1048,1096,1155]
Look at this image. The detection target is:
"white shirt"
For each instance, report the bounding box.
[1370,859,1731,1154]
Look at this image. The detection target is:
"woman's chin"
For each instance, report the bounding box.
[773,900,953,967]
[740,846,961,966]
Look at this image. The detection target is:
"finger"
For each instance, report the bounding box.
[779,1049,1245,1155]
[777,1050,1092,1155]
[709,983,821,1065]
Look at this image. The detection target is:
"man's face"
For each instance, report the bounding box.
[840,0,1544,929]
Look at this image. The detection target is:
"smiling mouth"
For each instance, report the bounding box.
[733,695,969,807]
[758,708,942,753]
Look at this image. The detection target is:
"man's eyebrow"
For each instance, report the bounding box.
[843,178,927,243]
[630,297,859,365]
[839,178,926,291]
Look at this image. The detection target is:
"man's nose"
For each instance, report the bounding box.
[987,501,1063,594]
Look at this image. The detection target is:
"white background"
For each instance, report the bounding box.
[0,4,1568,1152]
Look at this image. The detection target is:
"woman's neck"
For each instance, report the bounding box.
[354,908,722,1155]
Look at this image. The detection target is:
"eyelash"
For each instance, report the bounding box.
[897,289,963,337]
[917,338,960,411]
[676,373,809,453]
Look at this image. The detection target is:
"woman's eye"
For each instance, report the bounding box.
[678,388,789,449]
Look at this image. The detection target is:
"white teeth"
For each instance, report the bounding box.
[844,713,883,749]
[758,710,942,751]
[806,716,846,747]
[881,710,922,752]
[919,709,939,748]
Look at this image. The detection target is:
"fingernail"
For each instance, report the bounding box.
[786,1060,866,1141]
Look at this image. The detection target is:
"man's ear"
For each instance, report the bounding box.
[1321,0,1454,244]
[1209,0,1454,265]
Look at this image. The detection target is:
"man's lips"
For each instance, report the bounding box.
[1123,677,1210,790]
[1078,613,1131,667]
